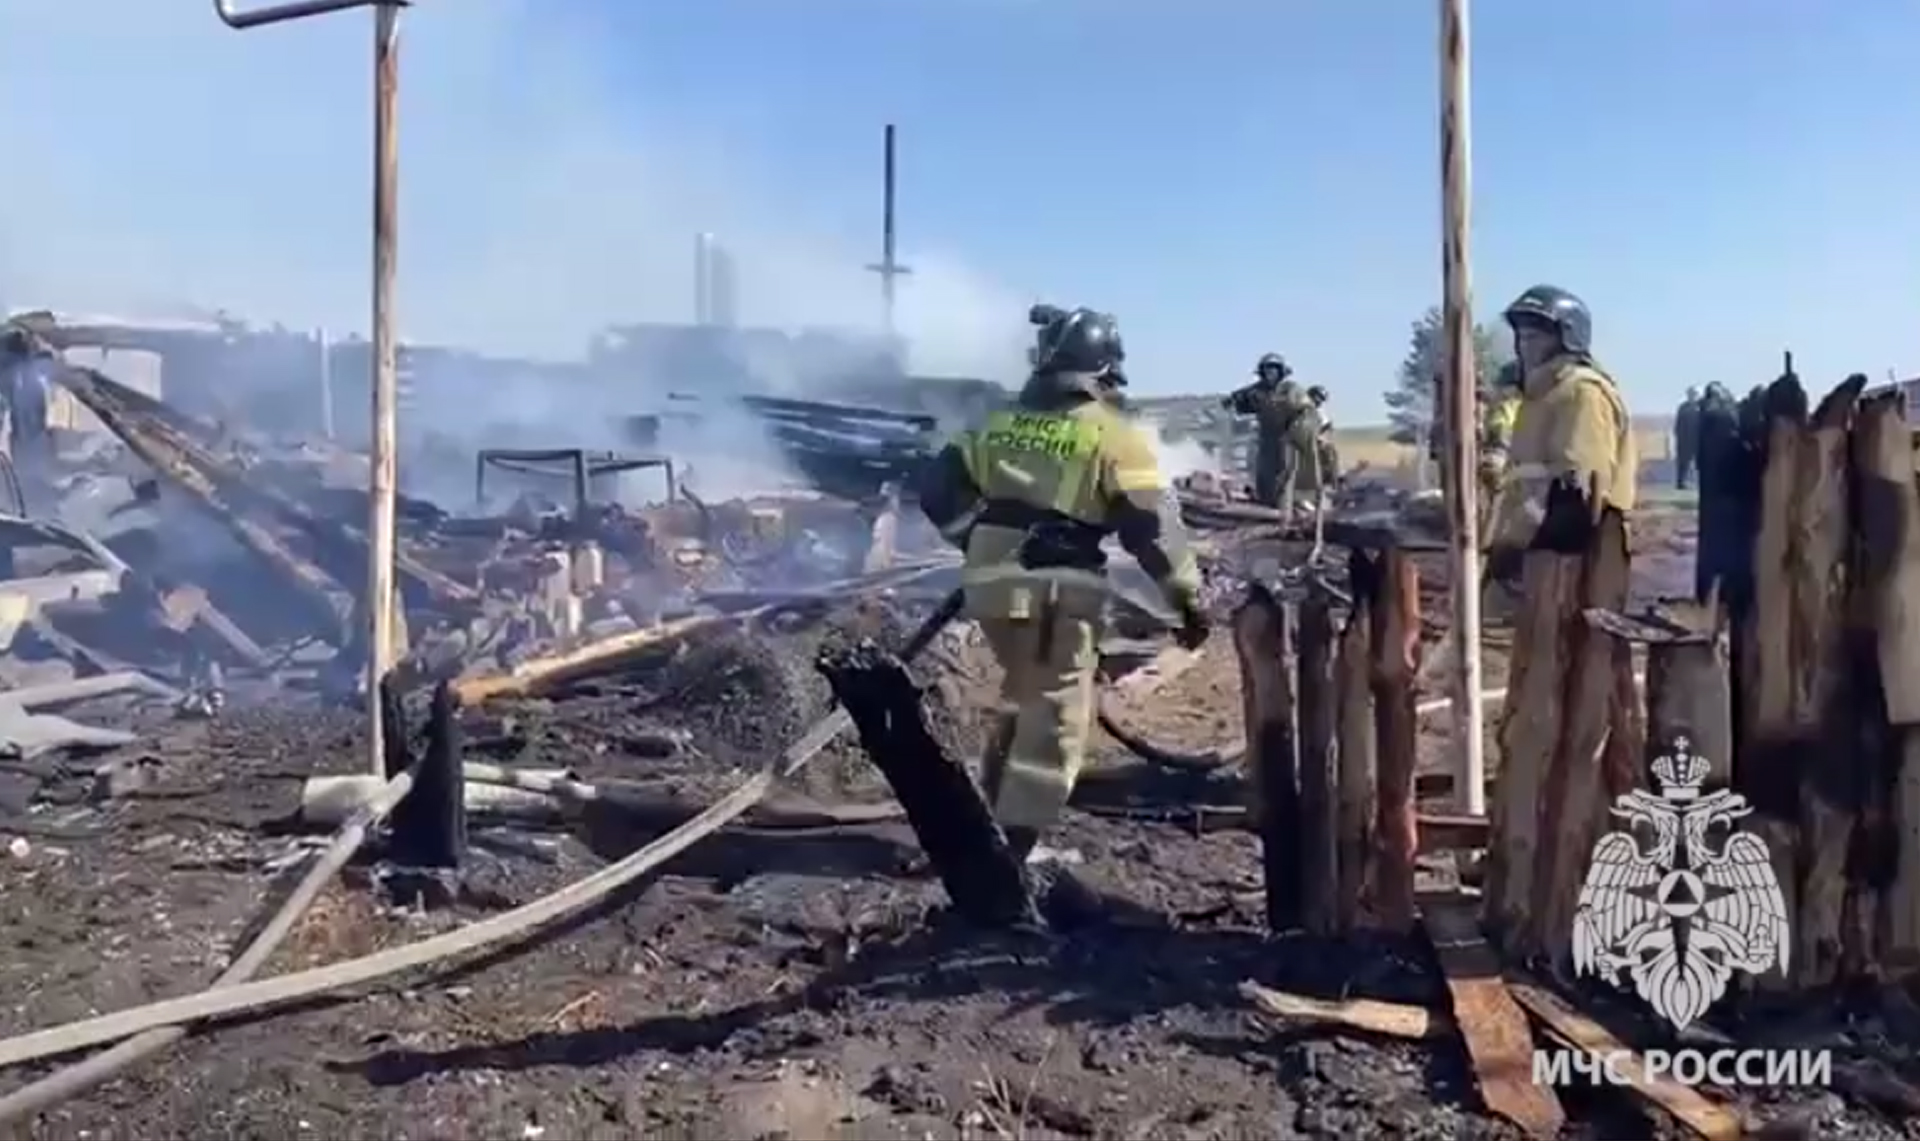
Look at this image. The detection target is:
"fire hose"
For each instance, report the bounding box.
[0,562,1343,1086]
[0,591,964,1079]
[0,766,419,1124]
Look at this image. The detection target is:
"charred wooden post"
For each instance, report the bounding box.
[1355,547,1419,933]
[816,638,1035,929]
[1534,506,1633,971]
[1855,392,1920,972]
[1486,478,1629,963]
[1334,584,1378,933]
[387,681,467,867]
[1296,591,1340,934]
[1232,583,1302,931]
[1485,550,1577,952]
[1587,605,1733,788]
[1738,379,1807,993]
[1788,377,1866,987]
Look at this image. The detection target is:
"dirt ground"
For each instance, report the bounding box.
[0,507,1914,1140]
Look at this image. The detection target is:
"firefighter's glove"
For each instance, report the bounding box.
[1174,595,1211,651]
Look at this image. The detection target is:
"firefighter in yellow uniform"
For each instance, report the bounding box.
[917,306,1208,866]
[1489,285,1637,577]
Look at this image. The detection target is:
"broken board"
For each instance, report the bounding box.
[1508,980,1742,1141]
[1418,891,1566,1140]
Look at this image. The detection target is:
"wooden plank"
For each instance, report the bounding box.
[1233,583,1301,932]
[1296,594,1340,934]
[1419,892,1566,1140]
[1508,980,1742,1141]
[1240,980,1444,1041]
[1334,588,1376,933]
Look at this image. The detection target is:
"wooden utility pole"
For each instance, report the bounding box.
[212,0,407,779]
[1438,0,1486,816]
[366,2,402,775]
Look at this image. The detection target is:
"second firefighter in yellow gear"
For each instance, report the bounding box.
[917,306,1206,863]
[1491,284,1637,571]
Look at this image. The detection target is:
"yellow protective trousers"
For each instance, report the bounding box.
[976,613,1101,833]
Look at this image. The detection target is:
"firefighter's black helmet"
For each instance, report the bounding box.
[1034,307,1125,380]
[1256,352,1290,378]
[1503,285,1592,356]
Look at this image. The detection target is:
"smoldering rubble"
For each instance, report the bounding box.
[0,355,977,765]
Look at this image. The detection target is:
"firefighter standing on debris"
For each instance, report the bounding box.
[1487,285,1637,582]
[916,305,1207,866]
[1223,353,1313,516]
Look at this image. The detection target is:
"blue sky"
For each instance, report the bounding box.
[3,0,1916,428]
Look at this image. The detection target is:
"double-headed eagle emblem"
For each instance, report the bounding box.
[1570,736,1790,1030]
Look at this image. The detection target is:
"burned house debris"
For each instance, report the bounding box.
[0,299,1916,1141]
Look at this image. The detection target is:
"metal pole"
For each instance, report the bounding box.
[367,2,401,776]
[317,326,335,440]
[1439,0,1485,817]
[865,124,912,348]
[881,124,898,336]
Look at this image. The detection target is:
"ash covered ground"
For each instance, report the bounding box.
[0,508,1916,1141]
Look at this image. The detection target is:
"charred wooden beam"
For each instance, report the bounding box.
[53,366,354,644]
[450,613,725,706]
[387,681,468,868]
[816,638,1035,929]
[1296,592,1340,934]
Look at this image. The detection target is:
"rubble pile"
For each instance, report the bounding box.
[0,365,946,756]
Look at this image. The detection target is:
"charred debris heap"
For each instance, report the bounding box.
[0,361,952,727]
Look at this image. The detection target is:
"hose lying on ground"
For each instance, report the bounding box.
[0,768,419,1125]
[0,595,962,1075]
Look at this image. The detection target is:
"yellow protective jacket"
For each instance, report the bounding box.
[915,375,1201,621]
[1489,354,1637,550]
